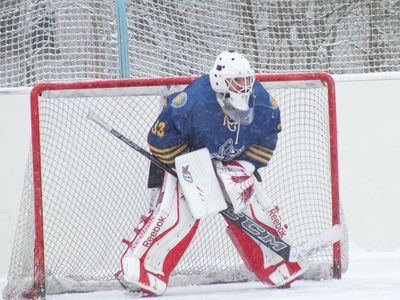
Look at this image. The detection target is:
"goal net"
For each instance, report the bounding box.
[3,73,348,299]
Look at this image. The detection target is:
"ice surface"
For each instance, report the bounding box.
[2,243,399,300]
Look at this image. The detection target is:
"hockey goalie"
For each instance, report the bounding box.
[115,50,339,296]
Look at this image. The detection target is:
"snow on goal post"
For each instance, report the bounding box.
[3,73,348,299]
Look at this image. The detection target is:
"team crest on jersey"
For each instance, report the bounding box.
[211,138,245,161]
[171,92,188,108]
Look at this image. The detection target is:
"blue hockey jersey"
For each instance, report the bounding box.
[148,74,281,171]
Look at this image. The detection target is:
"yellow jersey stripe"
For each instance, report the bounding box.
[249,144,274,155]
[149,143,188,162]
[153,148,190,164]
[244,145,275,165]
[244,151,272,165]
[148,143,185,154]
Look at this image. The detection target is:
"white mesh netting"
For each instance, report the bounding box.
[1,0,400,87]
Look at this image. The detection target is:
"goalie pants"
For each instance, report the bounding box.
[119,173,308,296]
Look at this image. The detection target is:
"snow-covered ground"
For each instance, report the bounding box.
[2,243,398,300]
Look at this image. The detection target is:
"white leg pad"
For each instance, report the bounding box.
[250,180,293,243]
[122,256,168,296]
[120,173,200,295]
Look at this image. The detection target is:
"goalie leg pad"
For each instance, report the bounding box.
[251,180,293,243]
[119,173,200,296]
[225,218,307,287]
[224,183,309,287]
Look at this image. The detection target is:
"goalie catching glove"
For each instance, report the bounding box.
[214,160,256,214]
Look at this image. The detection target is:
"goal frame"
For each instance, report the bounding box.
[29,72,340,298]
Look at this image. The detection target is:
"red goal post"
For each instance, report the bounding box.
[3,73,347,299]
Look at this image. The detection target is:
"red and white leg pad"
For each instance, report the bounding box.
[118,173,200,296]
[224,180,309,287]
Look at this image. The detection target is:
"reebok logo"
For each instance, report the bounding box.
[142,216,167,247]
[268,207,287,238]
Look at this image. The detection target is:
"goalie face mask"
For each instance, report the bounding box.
[209,50,255,122]
[216,92,255,125]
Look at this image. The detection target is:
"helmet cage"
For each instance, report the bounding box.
[223,76,255,110]
[217,93,255,125]
[210,51,255,116]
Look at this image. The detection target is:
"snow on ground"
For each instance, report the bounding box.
[2,243,399,300]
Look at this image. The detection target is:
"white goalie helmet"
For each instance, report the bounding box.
[209,50,255,124]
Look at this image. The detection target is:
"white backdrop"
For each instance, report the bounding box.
[334,73,400,252]
[1,74,399,279]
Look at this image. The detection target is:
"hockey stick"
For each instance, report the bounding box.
[87,111,343,262]
[87,111,176,176]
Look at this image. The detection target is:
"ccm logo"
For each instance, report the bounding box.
[225,208,288,252]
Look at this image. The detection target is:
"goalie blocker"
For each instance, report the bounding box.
[117,148,310,296]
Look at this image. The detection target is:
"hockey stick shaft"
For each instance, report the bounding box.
[87,111,176,176]
[88,111,343,262]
